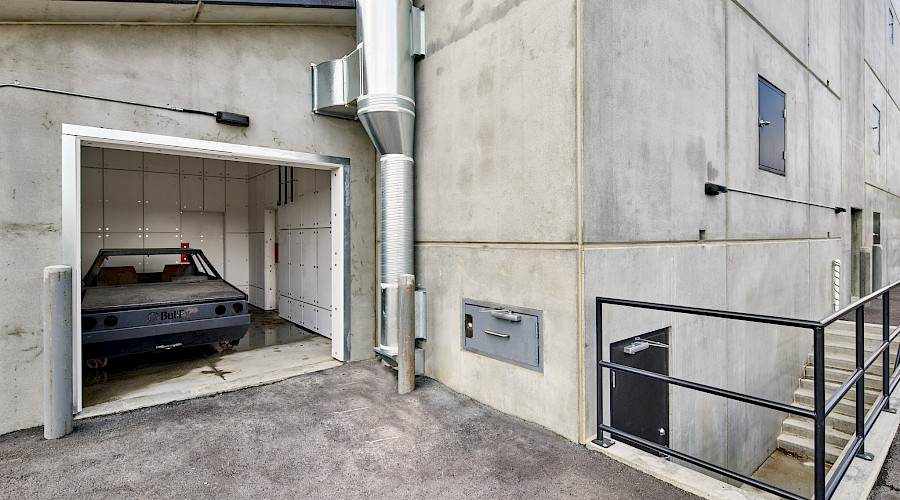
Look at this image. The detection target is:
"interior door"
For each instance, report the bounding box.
[610,328,669,455]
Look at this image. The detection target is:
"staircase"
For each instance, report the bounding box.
[775,320,897,464]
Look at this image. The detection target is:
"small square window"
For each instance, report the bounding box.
[758,76,786,175]
[873,105,881,154]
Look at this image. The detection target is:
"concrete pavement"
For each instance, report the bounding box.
[1,359,697,499]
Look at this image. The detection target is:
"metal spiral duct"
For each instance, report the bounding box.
[356,0,417,356]
[311,0,424,363]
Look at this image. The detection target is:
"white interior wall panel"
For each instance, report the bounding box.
[263,210,277,310]
[272,167,335,338]
[143,153,179,174]
[81,168,103,232]
[143,172,181,233]
[317,309,332,339]
[81,146,102,168]
[103,232,144,271]
[225,178,249,233]
[204,176,226,212]
[225,161,249,179]
[103,148,141,171]
[180,156,203,175]
[224,233,249,287]
[263,169,278,208]
[143,233,181,272]
[81,233,103,274]
[315,170,330,227]
[303,302,317,330]
[103,169,143,232]
[317,229,332,309]
[180,175,203,211]
[181,211,224,275]
[289,229,302,300]
[300,229,316,303]
[299,169,316,227]
[203,158,226,177]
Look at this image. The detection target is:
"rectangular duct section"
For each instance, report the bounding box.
[311,46,362,120]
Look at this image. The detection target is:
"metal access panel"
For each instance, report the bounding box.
[610,328,669,455]
[461,299,542,372]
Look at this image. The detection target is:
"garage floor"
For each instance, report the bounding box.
[80,307,340,418]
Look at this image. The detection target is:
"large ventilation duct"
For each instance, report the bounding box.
[312,0,425,368]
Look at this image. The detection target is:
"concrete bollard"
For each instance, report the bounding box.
[398,274,415,394]
[873,244,884,291]
[860,248,872,296]
[43,265,73,439]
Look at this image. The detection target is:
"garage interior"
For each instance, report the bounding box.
[79,145,341,414]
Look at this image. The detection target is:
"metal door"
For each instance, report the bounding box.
[610,328,669,455]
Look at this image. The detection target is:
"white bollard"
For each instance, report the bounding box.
[43,265,73,439]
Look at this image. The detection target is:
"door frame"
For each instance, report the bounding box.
[61,124,352,412]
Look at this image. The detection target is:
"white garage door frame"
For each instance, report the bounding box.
[60,124,352,413]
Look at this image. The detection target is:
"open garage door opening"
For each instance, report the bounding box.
[64,125,350,415]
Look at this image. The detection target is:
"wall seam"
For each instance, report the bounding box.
[575,0,586,444]
[730,0,839,100]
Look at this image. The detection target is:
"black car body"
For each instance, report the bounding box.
[81,248,250,359]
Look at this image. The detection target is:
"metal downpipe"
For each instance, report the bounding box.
[355,0,417,358]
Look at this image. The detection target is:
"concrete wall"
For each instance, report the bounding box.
[412,0,580,440]
[0,24,377,435]
[583,0,900,477]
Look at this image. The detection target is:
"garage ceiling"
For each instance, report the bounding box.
[0,0,356,25]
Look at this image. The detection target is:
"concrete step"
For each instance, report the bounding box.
[795,402,859,434]
[824,341,898,360]
[794,388,874,417]
[777,432,844,464]
[804,364,890,390]
[807,352,894,372]
[781,417,853,448]
[829,320,894,337]
[798,377,881,405]
[825,328,900,350]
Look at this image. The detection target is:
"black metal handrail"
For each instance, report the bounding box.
[595,279,900,500]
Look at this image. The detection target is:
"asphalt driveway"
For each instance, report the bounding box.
[1,359,697,499]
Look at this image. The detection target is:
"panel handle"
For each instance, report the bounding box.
[484,330,510,339]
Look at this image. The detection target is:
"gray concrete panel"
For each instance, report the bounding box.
[413,0,578,244]
[725,2,810,240]
[809,0,842,95]
[583,0,726,243]
[808,81,843,239]
[725,241,812,475]
[0,25,377,435]
[582,244,728,468]
[416,244,579,441]
[865,0,890,81]
[735,0,810,65]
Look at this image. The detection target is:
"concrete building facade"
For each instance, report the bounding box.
[1,0,899,485]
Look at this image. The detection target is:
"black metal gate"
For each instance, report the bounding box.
[610,329,669,455]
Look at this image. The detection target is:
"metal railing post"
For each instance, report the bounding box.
[856,307,874,460]
[43,265,73,439]
[814,325,826,500]
[884,291,896,414]
[596,300,613,447]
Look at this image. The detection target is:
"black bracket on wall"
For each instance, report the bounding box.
[704,182,846,214]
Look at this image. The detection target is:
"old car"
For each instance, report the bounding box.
[81,248,250,365]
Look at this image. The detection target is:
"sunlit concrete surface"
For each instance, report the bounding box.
[79,308,340,419]
[0,360,698,500]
